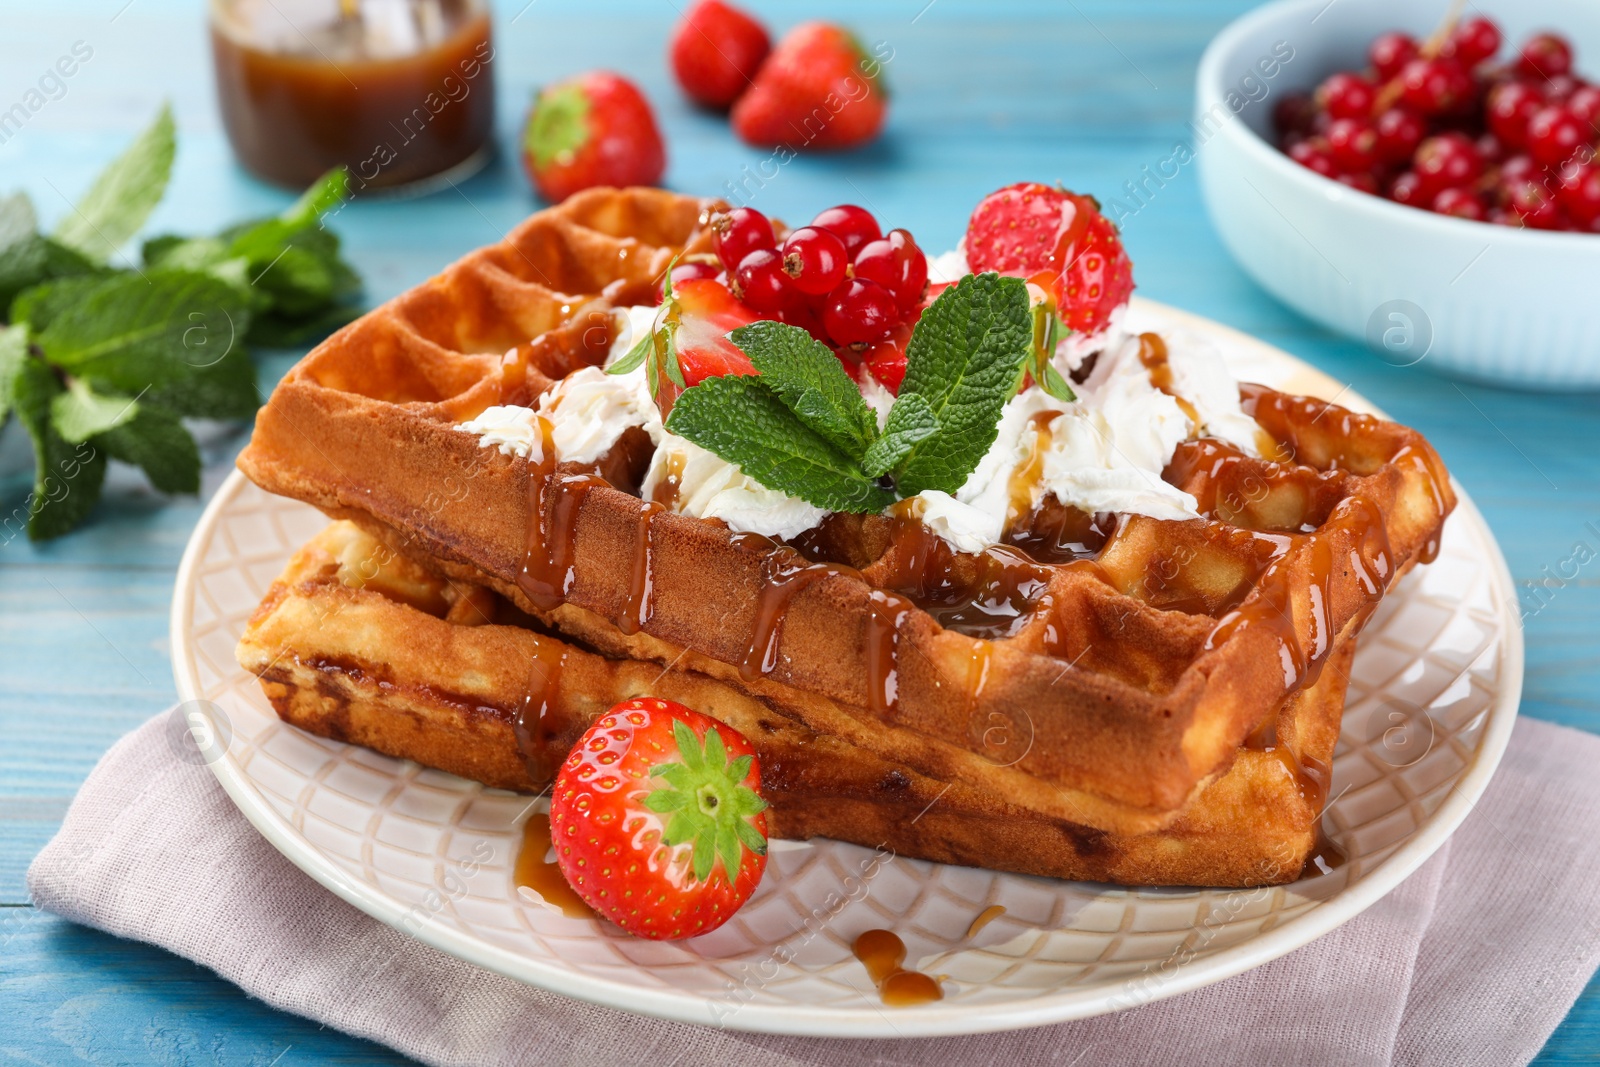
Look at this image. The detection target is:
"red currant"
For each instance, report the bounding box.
[1398,57,1472,115]
[1476,131,1507,162]
[1432,187,1487,221]
[823,278,897,345]
[1569,85,1600,134]
[1486,81,1545,149]
[779,226,848,296]
[732,248,792,312]
[1542,74,1581,104]
[1388,170,1429,207]
[1316,72,1376,120]
[1415,133,1484,193]
[1517,33,1573,80]
[1335,171,1380,194]
[1374,108,1426,163]
[1446,17,1502,67]
[852,228,928,317]
[1527,105,1589,169]
[1369,32,1419,80]
[1326,118,1380,172]
[1274,92,1317,135]
[809,205,882,256]
[1505,179,1563,229]
[1289,138,1338,178]
[1558,161,1600,224]
[711,208,776,273]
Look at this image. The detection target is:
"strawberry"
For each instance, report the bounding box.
[522,72,666,203]
[860,322,911,394]
[731,23,887,152]
[964,183,1134,335]
[669,0,771,110]
[668,278,762,385]
[550,699,768,940]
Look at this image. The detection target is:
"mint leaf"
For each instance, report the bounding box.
[53,104,176,263]
[666,374,894,514]
[729,320,878,460]
[97,405,199,494]
[862,392,938,478]
[894,273,1032,496]
[0,192,37,252]
[606,324,653,375]
[1,236,100,317]
[142,235,254,295]
[245,302,361,349]
[280,168,349,228]
[0,324,26,427]
[50,378,140,443]
[9,351,107,540]
[29,270,252,394]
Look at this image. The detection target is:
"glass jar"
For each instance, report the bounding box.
[210,0,496,193]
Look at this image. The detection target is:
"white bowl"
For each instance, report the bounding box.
[1196,0,1600,388]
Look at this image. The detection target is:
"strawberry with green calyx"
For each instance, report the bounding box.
[731,22,888,152]
[550,698,769,940]
[608,268,759,417]
[522,72,666,203]
[964,182,1134,336]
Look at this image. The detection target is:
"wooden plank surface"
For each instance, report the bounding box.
[2,1,1595,1062]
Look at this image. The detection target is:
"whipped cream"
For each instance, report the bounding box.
[641,432,827,541]
[460,405,547,461]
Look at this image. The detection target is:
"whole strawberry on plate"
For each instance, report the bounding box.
[549,698,769,940]
[965,182,1134,335]
[731,22,887,152]
[522,71,666,203]
[670,0,771,110]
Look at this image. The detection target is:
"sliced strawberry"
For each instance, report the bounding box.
[550,698,768,940]
[963,183,1134,335]
[861,322,912,394]
[671,278,761,385]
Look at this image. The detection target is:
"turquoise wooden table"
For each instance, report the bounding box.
[3,1,1596,1062]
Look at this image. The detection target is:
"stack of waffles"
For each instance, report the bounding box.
[235,187,1456,887]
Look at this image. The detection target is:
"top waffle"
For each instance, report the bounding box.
[238,187,1455,836]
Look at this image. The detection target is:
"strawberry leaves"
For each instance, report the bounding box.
[664,272,1034,514]
[646,719,768,885]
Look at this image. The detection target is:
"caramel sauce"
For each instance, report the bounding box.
[511,644,568,784]
[1202,496,1391,695]
[1004,412,1058,528]
[651,450,686,510]
[877,511,1054,640]
[852,929,943,1007]
[210,6,495,191]
[619,502,663,636]
[735,536,860,680]
[1303,828,1347,876]
[515,812,594,919]
[965,904,1006,939]
[519,460,607,614]
[1136,332,1202,428]
[1005,501,1113,563]
[497,343,534,406]
[864,590,916,719]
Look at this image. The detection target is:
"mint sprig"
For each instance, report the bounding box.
[0,106,364,540]
[663,273,1034,517]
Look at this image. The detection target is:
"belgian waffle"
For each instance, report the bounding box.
[237,186,1455,837]
[238,523,1349,887]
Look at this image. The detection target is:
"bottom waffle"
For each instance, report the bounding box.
[236,523,1351,888]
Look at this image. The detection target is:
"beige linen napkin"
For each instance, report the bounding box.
[27,712,1600,1067]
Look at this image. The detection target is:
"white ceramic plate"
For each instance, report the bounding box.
[171,298,1522,1038]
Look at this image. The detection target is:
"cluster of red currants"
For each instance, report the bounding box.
[1274,17,1600,231]
[671,204,929,349]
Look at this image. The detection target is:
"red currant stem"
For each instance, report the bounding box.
[1419,0,1467,60]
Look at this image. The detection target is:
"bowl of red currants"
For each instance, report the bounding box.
[1196,0,1600,388]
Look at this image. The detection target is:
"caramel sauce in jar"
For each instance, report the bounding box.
[210,0,496,191]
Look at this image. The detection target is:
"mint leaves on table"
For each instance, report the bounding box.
[0,105,364,541]
[663,272,1035,514]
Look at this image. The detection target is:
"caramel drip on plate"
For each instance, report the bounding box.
[515,812,594,919]
[965,904,1006,940]
[511,644,568,785]
[852,929,943,1007]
